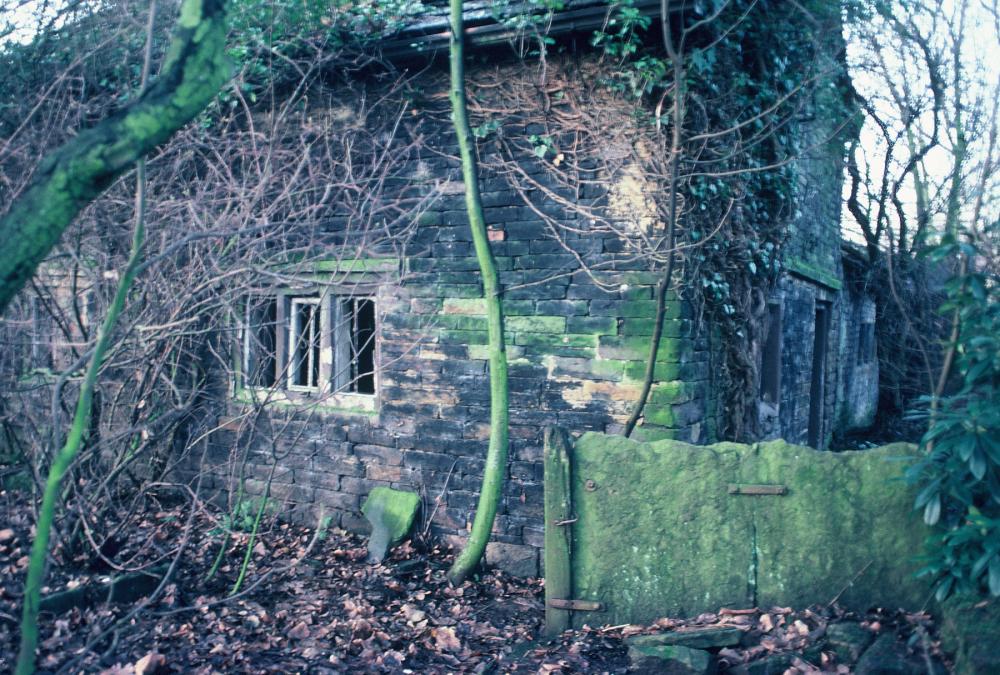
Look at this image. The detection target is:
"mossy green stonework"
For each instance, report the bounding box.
[361,487,421,562]
[938,596,1000,675]
[556,432,931,628]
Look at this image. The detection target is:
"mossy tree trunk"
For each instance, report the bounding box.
[13,2,229,672]
[445,0,510,586]
[0,0,230,315]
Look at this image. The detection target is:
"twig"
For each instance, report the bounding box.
[828,561,874,607]
[423,459,458,539]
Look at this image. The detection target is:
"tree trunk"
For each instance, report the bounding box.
[0,0,230,314]
[445,0,510,586]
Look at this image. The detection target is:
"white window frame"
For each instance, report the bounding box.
[238,290,378,412]
[287,296,322,392]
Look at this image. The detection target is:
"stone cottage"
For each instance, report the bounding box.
[191,1,880,577]
[2,1,879,577]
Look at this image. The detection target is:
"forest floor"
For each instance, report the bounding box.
[0,488,949,674]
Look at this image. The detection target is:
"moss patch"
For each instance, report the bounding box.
[563,433,931,627]
[361,487,421,563]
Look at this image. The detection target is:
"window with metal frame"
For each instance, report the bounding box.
[240,292,377,404]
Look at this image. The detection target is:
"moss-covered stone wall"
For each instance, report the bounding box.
[553,432,931,627]
[187,51,861,576]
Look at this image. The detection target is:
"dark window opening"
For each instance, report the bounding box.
[760,303,782,404]
[344,298,376,395]
[808,302,831,448]
[245,298,277,387]
[242,293,377,399]
[857,322,875,365]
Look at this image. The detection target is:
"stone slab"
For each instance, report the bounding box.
[561,433,933,628]
[361,487,420,563]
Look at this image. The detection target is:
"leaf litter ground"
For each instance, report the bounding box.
[0,489,949,673]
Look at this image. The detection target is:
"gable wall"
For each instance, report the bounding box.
[190,62,714,577]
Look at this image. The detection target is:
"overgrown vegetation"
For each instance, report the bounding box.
[909,226,1000,600]
[466,0,847,440]
[845,0,999,601]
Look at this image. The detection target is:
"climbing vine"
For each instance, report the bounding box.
[461,0,850,440]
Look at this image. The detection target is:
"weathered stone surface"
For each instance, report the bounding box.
[826,621,875,664]
[571,433,754,625]
[854,633,922,675]
[627,627,744,650]
[485,541,539,578]
[361,487,420,562]
[628,643,716,675]
[567,433,931,627]
[939,596,1000,675]
[749,440,928,611]
[736,652,794,675]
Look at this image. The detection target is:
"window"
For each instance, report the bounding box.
[760,303,782,404]
[288,297,321,390]
[239,292,377,407]
[857,322,875,365]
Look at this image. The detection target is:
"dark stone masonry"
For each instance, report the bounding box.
[1,5,878,579]
[186,49,876,576]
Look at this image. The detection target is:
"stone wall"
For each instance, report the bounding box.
[553,431,931,627]
[192,61,716,577]
[186,54,862,574]
[837,290,878,431]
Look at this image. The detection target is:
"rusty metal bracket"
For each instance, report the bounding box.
[548,599,604,612]
[728,483,788,496]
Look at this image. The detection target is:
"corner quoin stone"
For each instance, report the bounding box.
[361,487,421,563]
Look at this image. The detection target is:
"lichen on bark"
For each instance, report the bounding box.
[0,0,230,313]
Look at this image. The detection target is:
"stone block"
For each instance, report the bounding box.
[565,433,931,627]
[627,643,716,675]
[314,488,360,511]
[354,444,403,466]
[506,315,567,333]
[854,633,919,675]
[627,627,743,651]
[485,542,539,577]
[514,333,598,349]
[825,621,875,665]
[361,487,421,562]
[939,596,1000,675]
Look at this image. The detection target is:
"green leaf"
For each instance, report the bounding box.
[924,495,941,525]
[970,448,987,481]
[935,575,955,602]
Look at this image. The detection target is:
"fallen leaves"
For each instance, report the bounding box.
[134,651,166,675]
[431,625,462,652]
[0,488,950,674]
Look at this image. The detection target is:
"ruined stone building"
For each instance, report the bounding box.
[1,0,878,576]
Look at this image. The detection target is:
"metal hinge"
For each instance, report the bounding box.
[728,483,788,496]
[547,599,604,611]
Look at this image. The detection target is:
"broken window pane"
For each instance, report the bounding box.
[244,297,277,388]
